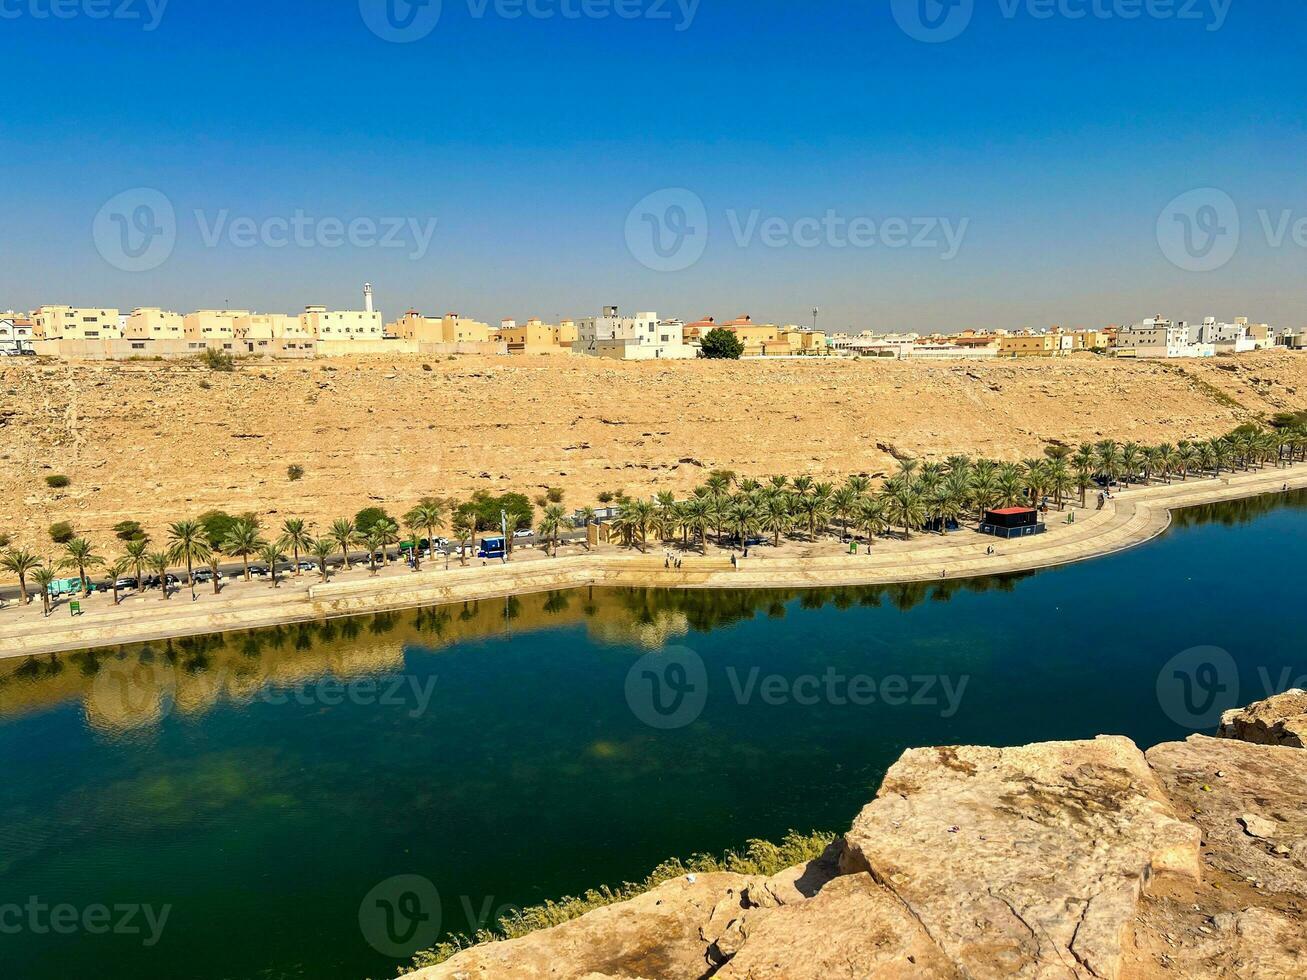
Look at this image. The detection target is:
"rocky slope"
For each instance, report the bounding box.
[416,691,1307,979]
[2,351,1305,548]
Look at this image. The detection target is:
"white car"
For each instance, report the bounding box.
[513,529,534,539]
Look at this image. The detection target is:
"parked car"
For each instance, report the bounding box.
[143,574,180,589]
[113,577,139,591]
[247,565,270,578]
[296,560,316,572]
[513,529,534,539]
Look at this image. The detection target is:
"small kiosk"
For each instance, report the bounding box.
[979,507,1046,539]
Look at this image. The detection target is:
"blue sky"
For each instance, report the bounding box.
[2,0,1303,332]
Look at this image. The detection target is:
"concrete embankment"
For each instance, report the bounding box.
[2,465,1303,660]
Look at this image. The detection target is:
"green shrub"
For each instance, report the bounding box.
[287,464,305,482]
[0,531,10,549]
[354,507,393,536]
[113,520,148,543]
[49,522,75,544]
[45,474,70,489]
[199,348,235,372]
[699,327,745,360]
[546,487,565,504]
[406,831,836,972]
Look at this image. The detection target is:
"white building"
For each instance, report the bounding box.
[1115,316,1211,358]
[1190,317,1257,353]
[0,313,34,354]
[573,306,696,360]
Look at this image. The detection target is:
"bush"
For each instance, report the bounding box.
[200,348,235,372]
[198,510,244,548]
[546,487,565,503]
[699,328,745,360]
[0,531,10,549]
[287,464,305,482]
[354,507,393,536]
[113,520,147,543]
[45,474,70,489]
[49,522,75,544]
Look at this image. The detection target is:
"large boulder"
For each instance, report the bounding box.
[841,737,1201,979]
[1218,689,1307,748]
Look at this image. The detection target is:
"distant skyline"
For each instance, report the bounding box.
[3,0,1305,331]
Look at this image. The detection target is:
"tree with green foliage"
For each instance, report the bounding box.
[1,548,40,604]
[60,538,102,596]
[222,518,264,581]
[699,327,745,360]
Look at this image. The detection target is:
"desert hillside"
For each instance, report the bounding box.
[1,351,1303,547]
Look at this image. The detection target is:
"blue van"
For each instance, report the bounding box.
[477,536,506,560]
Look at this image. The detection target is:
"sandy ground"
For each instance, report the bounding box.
[0,349,1304,551]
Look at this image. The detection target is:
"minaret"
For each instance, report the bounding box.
[363,283,374,314]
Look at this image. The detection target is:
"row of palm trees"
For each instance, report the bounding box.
[602,427,1307,553]
[2,425,1304,613]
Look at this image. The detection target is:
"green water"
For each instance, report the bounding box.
[1,491,1305,979]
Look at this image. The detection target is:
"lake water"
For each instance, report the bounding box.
[2,490,1305,980]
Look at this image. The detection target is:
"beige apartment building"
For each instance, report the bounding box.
[999,334,1057,357]
[125,308,185,340]
[494,318,574,354]
[184,310,248,342]
[233,313,311,340]
[301,306,383,340]
[387,311,492,345]
[33,306,122,341]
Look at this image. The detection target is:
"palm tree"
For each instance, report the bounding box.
[576,506,597,551]
[726,498,757,550]
[451,512,474,566]
[883,484,925,539]
[1,547,40,604]
[258,542,287,588]
[759,493,792,547]
[105,558,131,605]
[147,551,171,601]
[406,498,445,566]
[309,538,335,582]
[830,485,859,541]
[372,518,401,566]
[223,518,263,581]
[684,497,711,554]
[204,541,224,594]
[856,495,887,553]
[402,509,426,571]
[125,537,151,596]
[32,564,57,617]
[330,518,358,571]
[280,518,313,575]
[1047,459,1074,510]
[540,504,568,556]
[1120,443,1143,487]
[60,538,102,597]
[167,520,211,589]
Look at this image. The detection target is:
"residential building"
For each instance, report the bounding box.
[0,314,34,354]
[494,317,570,353]
[233,313,311,341]
[124,308,185,340]
[1113,316,1204,358]
[573,307,696,360]
[998,334,1057,358]
[184,310,248,342]
[301,306,383,341]
[33,306,122,341]
[1190,317,1256,354]
[777,327,828,355]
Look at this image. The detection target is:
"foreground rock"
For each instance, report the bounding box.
[842,737,1199,979]
[1218,688,1307,747]
[415,713,1307,980]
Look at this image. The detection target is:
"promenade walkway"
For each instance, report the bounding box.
[3,464,1303,659]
